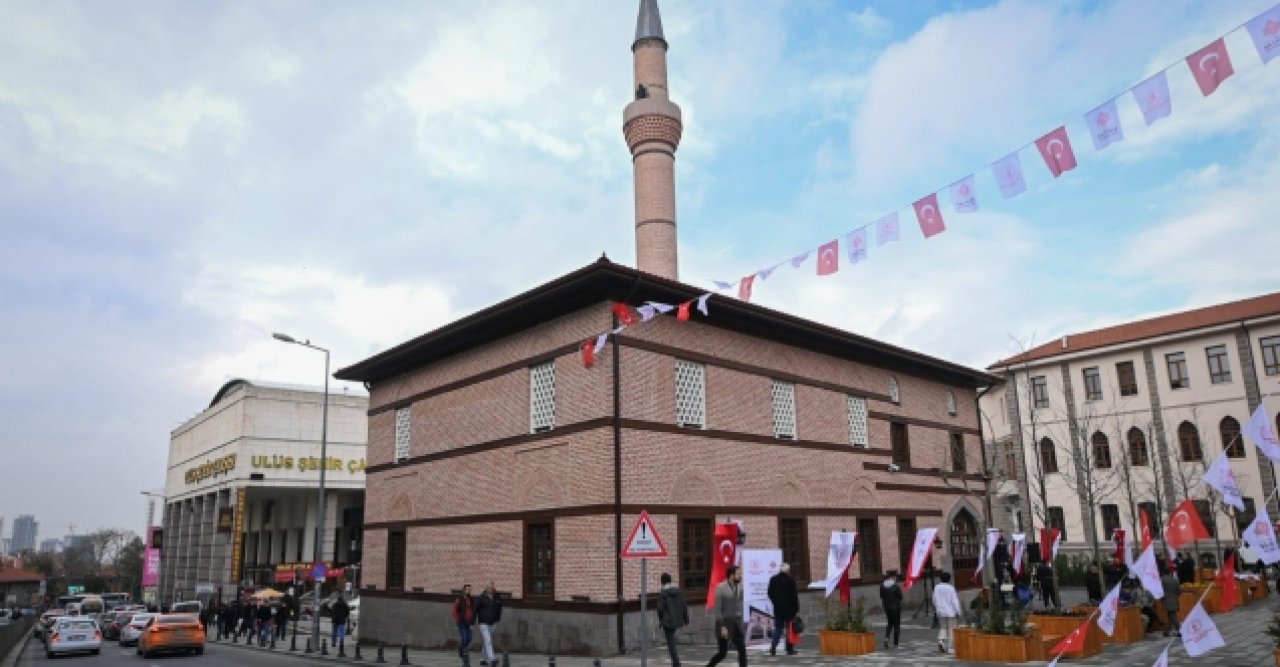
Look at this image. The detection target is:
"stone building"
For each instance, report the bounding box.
[981,292,1280,559]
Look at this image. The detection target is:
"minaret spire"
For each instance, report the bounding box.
[624,0,682,280]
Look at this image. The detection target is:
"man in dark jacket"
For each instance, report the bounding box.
[879,571,903,649]
[766,563,799,656]
[1176,552,1196,584]
[331,595,350,646]
[475,583,503,667]
[656,573,689,667]
[277,593,293,640]
[1035,561,1058,609]
[255,601,273,646]
[992,536,1010,586]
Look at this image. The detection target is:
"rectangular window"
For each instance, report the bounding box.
[524,522,554,598]
[1137,502,1161,535]
[771,380,797,440]
[1193,500,1216,537]
[386,530,406,592]
[1262,335,1280,376]
[950,433,966,473]
[1004,445,1018,481]
[857,517,881,579]
[890,422,910,467]
[675,360,706,428]
[1100,504,1121,540]
[1116,361,1139,397]
[778,518,809,584]
[1031,376,1049,409]
[1047,506,1067,542]
[394,407,411,463]
[1205,345,1232,384]
[1166,352,1189,389]
[1082,367,1103,401]
[530,362,556,433]
[896,517,917,574]
[678,518,712,592]
[847,395,869,448]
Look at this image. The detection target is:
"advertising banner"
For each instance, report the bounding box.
[142,548,161,587]
[230,488,247,583]
[741,548,783,650]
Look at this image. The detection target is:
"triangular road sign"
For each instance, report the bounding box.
[621,510,668,558]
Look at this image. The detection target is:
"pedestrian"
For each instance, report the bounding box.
[199,606,211,636]
[1035,561,1058,609]
[992,536,1010,587]
[240,600,254,638]
[1085,562,1104,603]
[452,585,476,657]
[331,594,350,647]
[707,565,746,667]
[276,597,291,640]
[256,601,273,645]
[932,571,961,654]
[766,563,799,656]
[656,573,689,667]
[878,571,902,649]
[475,582,503,667]
[1176,552,1196,584]
[1160,562,1181,637]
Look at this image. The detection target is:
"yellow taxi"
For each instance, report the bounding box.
[136,613,205,657]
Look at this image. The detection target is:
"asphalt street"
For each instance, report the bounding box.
[13,637,308,667]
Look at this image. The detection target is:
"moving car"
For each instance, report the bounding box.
[36,610,65,640]
[103,611,134,640]
[171,601,202,614]
[137,614,205,657]
[46,616,102,658]
[119,613,155,647]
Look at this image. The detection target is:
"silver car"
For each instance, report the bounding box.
[119,612,155,646]
[46,617,102,657]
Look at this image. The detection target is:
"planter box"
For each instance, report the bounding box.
[1076,605,1144,644]
[1178,584,1221,620]
[1247,579,1269,601]
[953,626,1041,663]
[1028,615,1103,659]
[817,629,875,656]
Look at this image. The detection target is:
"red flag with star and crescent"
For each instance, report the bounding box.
[1035,126,1078,177]
[816,239,839,276]
[1050,619,1089,656]
[705,522,740,609]
[1167,499,1211,550]
[912,194,946,239]
[1139,507,1154,551]
[1187,38,1235,97]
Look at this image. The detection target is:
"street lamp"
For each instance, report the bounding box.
[272,331,330,652]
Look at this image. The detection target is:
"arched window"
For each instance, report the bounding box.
[950,509,980,588]
[1092,431,1112,469]
[889,377,900,404]
[1221,416,1244,458]
[1039,437,1059,474]
[946,390,957,416]
[1178,421,1203,461]
[1127,427,1149,466]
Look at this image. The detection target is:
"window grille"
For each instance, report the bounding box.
[530,362,556,433]
[888,377,900,404]
[394,407,411,463]
[771,380,796,439]
[946,390,957,416]
[847,395,869,447]
[675,360,706,428]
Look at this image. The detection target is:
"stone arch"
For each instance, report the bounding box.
[387,491,415,522]
[669,468,724,505]
[849,477,878,506]
[774,474,809,506]
[516,467,564,510]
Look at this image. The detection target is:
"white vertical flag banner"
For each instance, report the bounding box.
[822,531,856,597]
[975,528,1001,579]
[905,527,940,589]
[1179,602,1225,657]
[1244,503,1280,564]
[1205,450,1245,510]
[1245,403,1280,462]
[1131,71,1173,126]
[1084,98,1125,151]
[1246,3,1280,65]
[846,227,869,264]
[1011,533,1026,575]
[1133,545,1164,598]
[992,152,1027,200]
[950,175,978,213]
[875,212,900,245]
[1097,583,1122,637]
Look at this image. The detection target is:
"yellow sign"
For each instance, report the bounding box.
[185,454,237,484]
[250,455,366,474]
[229,488,246,583]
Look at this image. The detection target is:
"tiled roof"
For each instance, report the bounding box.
[989,291,1280,370]
[0,568,43,583]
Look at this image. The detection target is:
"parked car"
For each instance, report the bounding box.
[119,613,155,647]
[36,610,65,640]
[103,611,134,640]
[46,616,102,658]
[136,614,205,658]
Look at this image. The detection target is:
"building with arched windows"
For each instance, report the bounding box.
[982,291,1280,560]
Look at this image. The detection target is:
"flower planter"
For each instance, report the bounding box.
[1178,584,1221,619]
[817,629,876,656]
[1028,614,1103,659]
[952,626,1041,663]
[1274,647,1280,667]
[1076,604,1144,644]
[1248,578,1269,601]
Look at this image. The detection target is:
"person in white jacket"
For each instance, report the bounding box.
[931,572,962,654]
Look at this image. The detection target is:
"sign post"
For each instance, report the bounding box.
[621,510,668,667]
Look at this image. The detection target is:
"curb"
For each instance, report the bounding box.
[0,627,33,667]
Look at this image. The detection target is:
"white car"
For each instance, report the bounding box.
[120,613,156,647]
[46,617,102,658]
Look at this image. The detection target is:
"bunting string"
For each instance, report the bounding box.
[709,2,1280,302]
[579,293,712,367]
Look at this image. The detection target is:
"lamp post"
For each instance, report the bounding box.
[272,332,330,653]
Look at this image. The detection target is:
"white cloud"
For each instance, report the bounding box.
[847,7,891,37]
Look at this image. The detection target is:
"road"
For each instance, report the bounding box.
[13,636,313,667]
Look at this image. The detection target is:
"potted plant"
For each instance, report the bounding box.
[1267,610,1280,667]
[817,597,876,656]
[954,604,1042,663]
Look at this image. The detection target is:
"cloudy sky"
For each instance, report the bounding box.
[2,0,1279,539]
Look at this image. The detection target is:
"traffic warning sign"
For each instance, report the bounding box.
[621,510,668,558]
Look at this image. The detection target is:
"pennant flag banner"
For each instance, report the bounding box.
[992,152,1027,200]
[1035,126,1078,177]
[816,239,840,275]
[950,175,978,213]
[1187,38,1235,97]
[1247,3,1280,64]
[705,522,740,610]
[1097,583,1122,637]
[1040,527,1061,563]
[1011,533,1027,576]
[1133,545,1164,599]
[846,227,868,264]
[1244,503,1280,564]
[822,531,857,598]
[1245,403,1280,461]
[756,264,779,281]
[580,340,595,368]
[1131,70,1173,126]
[738,275,755,302]
[875,212,900,245]
[1084,98,1124,151]
[1205,449,1246,510]
[789,251,810,268]
[612,303,637,326]
[1180,602,1225,657]
[913,193,946,239]
[583,296,711,366]
[904,527,939,591]
[1167,499,1211,550]
[975,527,1002,582]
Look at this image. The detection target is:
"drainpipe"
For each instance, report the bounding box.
[612,309,625,654]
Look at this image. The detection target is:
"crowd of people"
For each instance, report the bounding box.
[197,592,352,648]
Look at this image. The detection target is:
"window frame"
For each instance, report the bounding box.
[394,406,412,463]
[1192,499,1217,537]
[1165,352,1190,389]
[1237,497,1257,534]
[529,361,556,433]
[1126,427,1149,466]
[1178,421,1203,462]
[1046,506,1067,542]
[888,377,900,405]
[1100,504,1121,540]
[1091,431,1112,469]
[386,529,407,592]
[890,422,911,467]
[1205,345,1232,384]
[1261,335,1280,376]
[771,380,797,440]
[1221,416,1244,458]
[1115,361,1139,397]
[677,516,713,594]
[1039,437,1059,474]
[674,360,707,429]
[846,395,869,448]
[523,520,555,600]
[946,390,958,416]
[1031,376,1049,409]
[857,517,881,580]
[896,517,917,574]
[777,517,810,584]
[1082,366,1103,401]
[950,432,966,473]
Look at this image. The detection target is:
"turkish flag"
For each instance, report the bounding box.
[912,193,946,239]
[1035,126,1078,177]
[612,303,637,326]
[737,275,755,302]
[1139,507,1153,551]
[1216,553,1237,613]
[676,300,692,321]
[1167,499,1211,550]
[1039,528,1061,563]
[1113,529,1126,563]
[705,522,740,609]
[1050,619,1089,655]
[816,239,839,276]
[838,536,859,604]
[1187,38,1235,97]
[580,340,595,368]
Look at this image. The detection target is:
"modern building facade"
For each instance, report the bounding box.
[10,515,37,554]
[158,379,368,605]
[38,539,61,554]
[980,292,1280,559]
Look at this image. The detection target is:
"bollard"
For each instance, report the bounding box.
[339,638,347,658]
[549,656,557,667]
[462,652,471,667]
[306,638,314,654]
[502,653,511,667]
[376,644,386,664]
[290,632,298,652]
[232,630,239,644]
[270,633,277,650]
[400,644,411,666]
[323,639,330,656]
[593,660,601,667]
[354,642,364,661]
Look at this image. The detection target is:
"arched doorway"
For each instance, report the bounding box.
[950,508,980,589]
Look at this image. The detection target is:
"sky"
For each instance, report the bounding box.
[2,0,1279,540]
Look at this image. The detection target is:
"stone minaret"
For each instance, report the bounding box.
[623,0,682,280]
